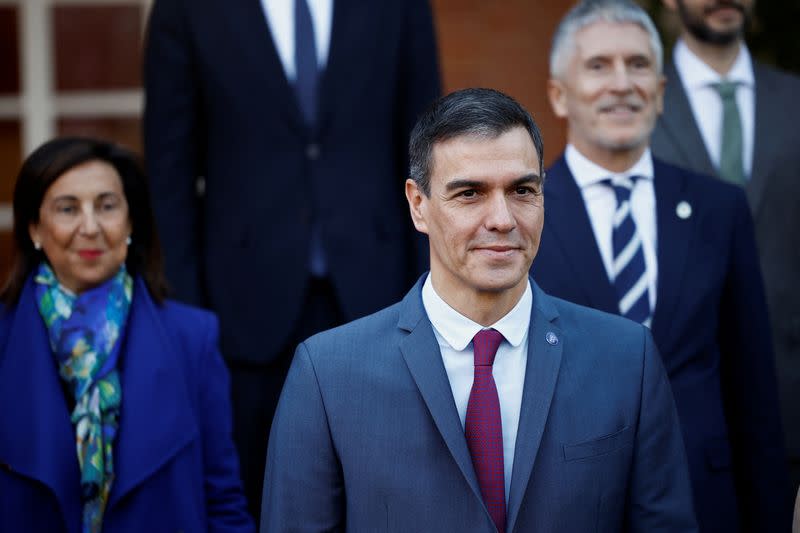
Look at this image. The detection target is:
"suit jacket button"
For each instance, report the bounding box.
[306,143,321,160]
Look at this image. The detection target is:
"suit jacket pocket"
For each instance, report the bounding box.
[563,425,634,462]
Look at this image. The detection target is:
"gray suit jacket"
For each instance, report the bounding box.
[652,60,800,471]
[261,277,698,532]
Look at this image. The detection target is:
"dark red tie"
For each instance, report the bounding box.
[466,328,506,533]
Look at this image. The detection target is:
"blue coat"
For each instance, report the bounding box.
[0,278,254,533]
[530,155,790,532]
[261,278,698,532]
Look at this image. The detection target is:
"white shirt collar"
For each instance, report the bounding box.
[421,274,532,351]
[674,39,754,90]
[564,144,654,189]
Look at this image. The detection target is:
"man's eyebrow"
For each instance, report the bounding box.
[512,174,543,187]
[444,179,485,192]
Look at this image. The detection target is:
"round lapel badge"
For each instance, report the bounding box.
[545,331,559,346]
[676,201,692,220]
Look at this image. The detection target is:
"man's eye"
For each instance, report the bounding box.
[459,190,477,198]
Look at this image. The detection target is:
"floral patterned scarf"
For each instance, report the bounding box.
[34,262,132,533]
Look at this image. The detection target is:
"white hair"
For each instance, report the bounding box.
[550,0,663,78]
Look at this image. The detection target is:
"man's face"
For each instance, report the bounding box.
[405,127,543,304]
[548,22,664,163]
[668,0,753,45]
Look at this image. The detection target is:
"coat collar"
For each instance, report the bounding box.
[543,157,618,314]
[397,276,563,532]
[649,159,695,346]
[0,277,198,525]
[659,63,717,177]
[230,0,375,139]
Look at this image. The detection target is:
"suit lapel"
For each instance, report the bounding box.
[316,0,375,137]
[660,64,716,176]
[225,0,307,136]
[544,157,618,313]
[0,280,82,532]
[506,283,563,533]
[749,64,779,215]
[396,280,485,511]
[107,280,197,509]
[650,160,694,345]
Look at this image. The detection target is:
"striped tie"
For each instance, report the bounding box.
[606,176,652,327]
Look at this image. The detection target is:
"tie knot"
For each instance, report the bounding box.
[604,175,639,204]
[472,329,504,366]
[712,80,739,100]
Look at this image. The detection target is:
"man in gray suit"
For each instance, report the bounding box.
[261,88,698,532]
[651,0,800,492]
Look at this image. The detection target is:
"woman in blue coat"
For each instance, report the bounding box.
[0,137,254,532]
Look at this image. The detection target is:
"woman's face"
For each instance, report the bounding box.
[29,159,131,293]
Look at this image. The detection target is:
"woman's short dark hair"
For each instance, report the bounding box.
[0,136,169,305]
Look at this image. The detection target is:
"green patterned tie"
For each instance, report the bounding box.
[712,80,745,185]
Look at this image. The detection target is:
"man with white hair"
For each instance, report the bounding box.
[531,1,790,531]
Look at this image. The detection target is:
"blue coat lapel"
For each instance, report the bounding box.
[506,282,563,533]
[0,277,198,520]
[396,277,564,533]
[750,63,781,215]
[651,160,694,346]
[544,157,618,313]
[108,279,197,509]
[225,0,308,136]
[396,279,484,513]
[0,280,82,532]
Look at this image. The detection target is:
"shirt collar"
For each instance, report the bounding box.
[673,39,754,89]
[564,144,654,189]
[421,273,532,351]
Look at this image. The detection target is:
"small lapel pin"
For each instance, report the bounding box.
[545,331,559,345]
[676,201,692,220]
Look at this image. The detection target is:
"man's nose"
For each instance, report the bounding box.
[485,194,516,232]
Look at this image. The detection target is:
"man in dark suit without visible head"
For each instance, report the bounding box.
[143,0,440,520]
[532,1,790,531]
[651,0,800,495]
[261,87,697,532]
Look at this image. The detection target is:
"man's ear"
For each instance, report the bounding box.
[405,178,429,235]
[547,78,569,119]
[656,74,666,115]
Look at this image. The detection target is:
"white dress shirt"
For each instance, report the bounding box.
[421,274,531,503]
[565,145,658,311]
[260,0,334,80]
[673,39,755,178]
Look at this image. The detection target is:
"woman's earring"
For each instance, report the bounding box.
[33,241,41,250]
[126,236,132,246]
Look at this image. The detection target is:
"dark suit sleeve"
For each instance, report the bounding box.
[197,314,255,532]
[627,328,698,532]
[260,343,344,533]
[717,189,792,530]
[397,0,440,277]
[143,0,206,305]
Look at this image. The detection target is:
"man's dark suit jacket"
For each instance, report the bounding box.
[262,277,697,532]
[652,61,800,491]
[531,156,790,533]
[143,0,441,364]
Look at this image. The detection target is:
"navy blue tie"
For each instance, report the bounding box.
[605,176,652,327]
[294,0,318,127]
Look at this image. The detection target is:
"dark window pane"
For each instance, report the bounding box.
[53,5,143,91]
[0,7,20,94]
[0,120,22,203]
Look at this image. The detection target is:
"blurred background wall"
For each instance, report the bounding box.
[0,0,795,280]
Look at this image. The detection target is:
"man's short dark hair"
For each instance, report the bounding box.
[409,88,544,196]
